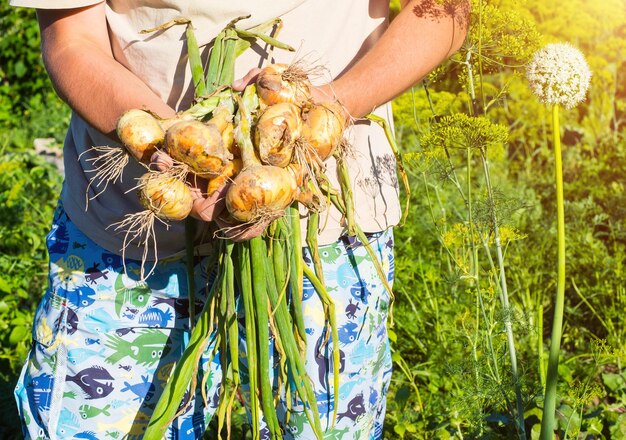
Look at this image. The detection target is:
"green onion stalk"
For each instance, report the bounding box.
[539,103,566,440]
[527,42,591,439]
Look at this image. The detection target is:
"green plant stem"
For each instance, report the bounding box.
[287,205,307,346]
[538,303,545,390]
[467,147,500,383]
[263,240,323,438]
[144,263,219,439]
[480,148,526,439]
[302,264,340,428]
[185,23,208,97]
[250,237,281,438]
[239,242,261,439]
[334,152,357,236]
[540,104,566,440]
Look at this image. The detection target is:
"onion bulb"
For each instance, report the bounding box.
[158,113,196,131]
[165,120,233,177]
[208,106,237,157]
[138,172,193,221]
[225,164,298,223]
[254,102,302,167]
[256,64,312,107]
[300,102,346,161]
[116,109,165,163]
[207,158,243,196]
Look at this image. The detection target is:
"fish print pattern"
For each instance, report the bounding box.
[240,230,394,439]
[15,203,221,439]
[66,366,115,400]
[15,202,394,439]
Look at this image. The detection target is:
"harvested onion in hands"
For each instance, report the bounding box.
[254,101,302,167]
[300,101,347,162]
[138,172,194,221]
[165,119,233,177]
[110,62,351,286]
[255,63,312,106]
[116,109,165,164]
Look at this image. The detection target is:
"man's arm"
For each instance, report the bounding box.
[319,0,470,118]
[37,2,176,137]
[37,3,229,222]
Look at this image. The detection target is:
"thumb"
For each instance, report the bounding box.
[232,68,262,91]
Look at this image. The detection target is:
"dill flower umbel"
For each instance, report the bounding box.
[526,43,591,109]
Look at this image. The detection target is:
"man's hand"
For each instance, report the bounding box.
[232,68,262,92]
[150,150,228,222]
[214,214,279,242]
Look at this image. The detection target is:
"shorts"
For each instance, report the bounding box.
[15,202,394,439]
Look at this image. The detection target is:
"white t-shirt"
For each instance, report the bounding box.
[11,0,401,260]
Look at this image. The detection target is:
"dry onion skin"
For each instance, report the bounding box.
[165,120,233,177]
[300,101,346,162]
[112,172,194,280]
[256,63,312,107]
[138,172,194,221]
[254,102,302,168]
[158,113,196,132]
[207,158,243,196]
[208,106,238,157]
[225,164,298,223]
[116,109,165,163]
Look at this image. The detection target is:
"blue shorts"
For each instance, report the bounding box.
[15,203,394,439]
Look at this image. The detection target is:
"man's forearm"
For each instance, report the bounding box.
[330,0,470,118]
[37,4,175,138]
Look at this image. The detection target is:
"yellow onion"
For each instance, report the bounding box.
[208,106,238,157]
[225,164,298,223]
[165,120,233,177]
[256,63,311,107]
[158,113,196,131]
[300,102,346,161]
[254,102,302,167]
[116,109,165,163]
[207,158,243,196]
[138,172,194,221]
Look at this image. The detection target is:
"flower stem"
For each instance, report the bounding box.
[480,148,527,439]
[540,104,566,439]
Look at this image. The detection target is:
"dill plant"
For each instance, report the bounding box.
[387,0,543,437]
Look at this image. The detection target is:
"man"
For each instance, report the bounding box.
[11,0,468,438]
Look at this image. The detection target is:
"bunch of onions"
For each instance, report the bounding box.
[83,108,199,209]
[97,18,385,438]
[110,100,238,280]
[112,55,395,440]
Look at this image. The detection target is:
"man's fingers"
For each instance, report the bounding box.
[214,212,281,242]
[189,180,230,222]
[232,68,262,92]
[150,150,173,171]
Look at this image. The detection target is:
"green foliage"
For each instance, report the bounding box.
[0,4,65,132]
[1,0,625,438]
[0,147,62,438]
[0,151,62,320]
[385,0,626,438]
[0,5,68,437]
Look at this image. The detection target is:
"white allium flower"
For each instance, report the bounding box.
[526,43,591,109]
